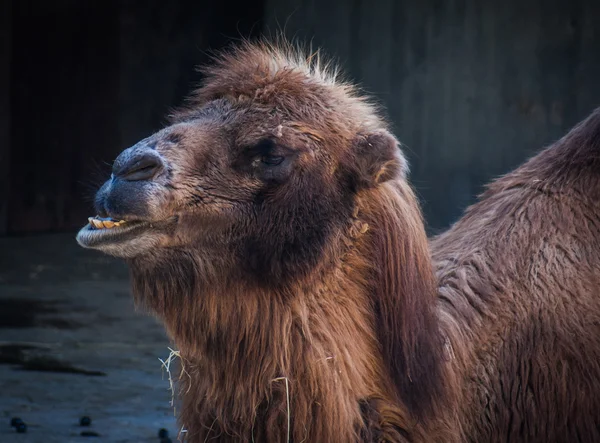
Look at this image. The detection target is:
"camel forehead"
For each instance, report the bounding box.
[168,96,336,160]
[169,80,356,157]
[188,75,338,134]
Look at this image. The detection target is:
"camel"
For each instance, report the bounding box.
[76,41,600,442]
[431,106,600,441]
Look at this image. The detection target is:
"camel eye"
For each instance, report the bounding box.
[260,155,284,166]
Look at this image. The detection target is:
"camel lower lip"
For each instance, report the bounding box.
[76,220,151,249]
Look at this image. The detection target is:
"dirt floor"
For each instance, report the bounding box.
[0,233,179,442]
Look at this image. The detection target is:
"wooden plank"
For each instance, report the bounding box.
[0,0,11,236]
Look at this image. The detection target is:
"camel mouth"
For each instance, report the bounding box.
[76,215,177,254]
[76,216,149,248]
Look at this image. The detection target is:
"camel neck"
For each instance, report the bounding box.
[169,267,402,442]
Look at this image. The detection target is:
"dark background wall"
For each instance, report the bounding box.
[3,0,264,235]
[2,0,599,236]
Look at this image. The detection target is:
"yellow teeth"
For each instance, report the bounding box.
[88,218,102,229]
[88,216,127,230]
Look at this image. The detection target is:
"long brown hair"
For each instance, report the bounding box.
[361,181,449,421]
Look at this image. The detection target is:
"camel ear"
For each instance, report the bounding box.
[350,130,408,188]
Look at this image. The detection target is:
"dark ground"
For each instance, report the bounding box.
[0,233,178,442]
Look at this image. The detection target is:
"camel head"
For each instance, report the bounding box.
[76,44,449,434]
[76,42,407,281]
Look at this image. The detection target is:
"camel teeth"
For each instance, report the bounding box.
[88,216,128,229]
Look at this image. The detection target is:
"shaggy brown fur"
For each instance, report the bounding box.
[433,108,600,442]
[125,42,456,442]
[79,40,600,442]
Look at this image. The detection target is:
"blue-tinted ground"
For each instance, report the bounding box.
[0,234,178,442]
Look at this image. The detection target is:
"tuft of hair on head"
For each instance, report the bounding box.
[199,36,347,95]
[171,37,392,134]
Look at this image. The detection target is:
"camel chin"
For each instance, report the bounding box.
[76,216,175,258]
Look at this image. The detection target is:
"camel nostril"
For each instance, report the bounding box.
[115,153,163,182]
